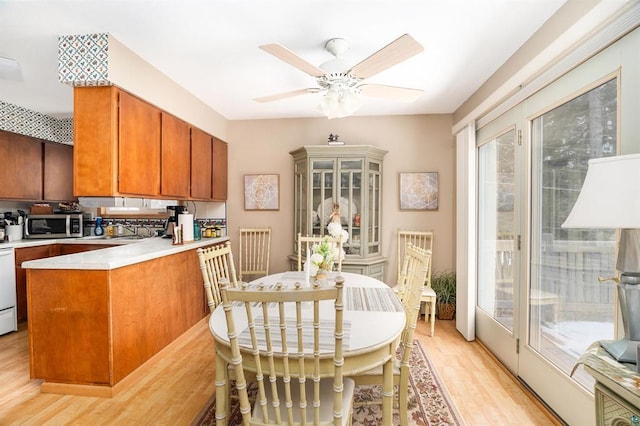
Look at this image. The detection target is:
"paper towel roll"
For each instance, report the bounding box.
[178,213,194,242]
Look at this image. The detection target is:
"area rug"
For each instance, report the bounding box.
[193,340,464,425]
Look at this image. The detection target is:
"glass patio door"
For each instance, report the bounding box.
[476,113,520,373]
[476,76,618,424]
[522,77,617,390]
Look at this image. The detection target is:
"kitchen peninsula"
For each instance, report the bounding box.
[22,236,226,397]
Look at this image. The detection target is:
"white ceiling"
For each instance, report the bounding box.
[0,0,592,120]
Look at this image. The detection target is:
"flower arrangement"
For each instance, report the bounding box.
[308,204,349,277]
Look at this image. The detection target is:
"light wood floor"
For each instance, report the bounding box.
[0,317,563,425]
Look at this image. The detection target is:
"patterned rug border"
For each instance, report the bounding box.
[412,341,465,425]
[193,340,465,425]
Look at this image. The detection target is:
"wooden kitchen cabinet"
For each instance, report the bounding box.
[15,245,55,322]
[74,86,161,197]
[74,86,119,196]
[15,243,114,322]
[27,245,211,395]
[0,130,75,202]
[73,86,227,201]
[161,112,191,198]
[118,91,161,196]
[43,141,75,201]
[190,127,213,199]
[212,136,228,201]
[56,243,114,255]
[0,129,43,200]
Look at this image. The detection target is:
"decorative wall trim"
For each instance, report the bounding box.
[0,101,73,144]
[58,33,110,87]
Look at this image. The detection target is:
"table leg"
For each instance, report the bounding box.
[215,354,228,426]
[382,357,393,426]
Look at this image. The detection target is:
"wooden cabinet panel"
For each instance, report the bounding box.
[28,268,112,384]
[15,245,54,322]
[118,91,161,196]
[212,137,228,201]
[190,127,212,199]
[0,129,43,200]
[161,113,190,198]
[73,86,227,201]
[44,142,74,201]
[58,244,113,255]
[27,246,210,391]
[73,86,119,196]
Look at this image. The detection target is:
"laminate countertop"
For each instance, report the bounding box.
[19,236,229,270]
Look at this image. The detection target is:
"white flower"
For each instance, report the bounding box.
[327,221,349,243]
[327,221,343,238]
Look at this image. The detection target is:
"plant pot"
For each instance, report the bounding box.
[437,303,455,320]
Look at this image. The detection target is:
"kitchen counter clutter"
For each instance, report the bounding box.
[23,235,228,398]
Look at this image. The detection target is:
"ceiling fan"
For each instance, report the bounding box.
[254,34,425,118]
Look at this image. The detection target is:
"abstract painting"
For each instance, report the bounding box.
[244,174,280,210]
[399,172,438,210]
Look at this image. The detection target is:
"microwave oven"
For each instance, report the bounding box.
[25,214,86,239]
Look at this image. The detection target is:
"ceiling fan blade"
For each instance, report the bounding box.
[259,43,326,77]
[360,84,423,102]
[254,88,319,103]
[349,34,424,79]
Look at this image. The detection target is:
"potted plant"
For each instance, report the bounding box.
[431,270,456,320]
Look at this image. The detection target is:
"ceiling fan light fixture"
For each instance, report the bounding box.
[317,87,362,119]
[316,73,363,119]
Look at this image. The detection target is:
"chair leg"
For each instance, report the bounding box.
[430,299,436,337]
[398,369,410,426]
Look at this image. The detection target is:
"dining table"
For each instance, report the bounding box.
[208,270,406,426]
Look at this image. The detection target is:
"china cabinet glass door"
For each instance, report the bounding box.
[339,159,363,257]
[311,159,336,236]
[367,160,381,256]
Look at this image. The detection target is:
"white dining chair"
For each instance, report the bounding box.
[352,243,431,426]
[219,276,355,425]
[197,241,238,312]
[396,229,436,336]
[237,227,271,282]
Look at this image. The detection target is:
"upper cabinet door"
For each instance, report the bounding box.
[118,91,161,196]
[73,86,119,196]
[44,142,74,201]
[190,127,212,199]
[0,130,43,200]
[161,113,190,198]
[212,137,227,201]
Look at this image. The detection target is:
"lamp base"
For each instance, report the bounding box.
[599,338,640,363]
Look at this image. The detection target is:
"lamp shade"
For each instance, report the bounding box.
[562,153,640,229]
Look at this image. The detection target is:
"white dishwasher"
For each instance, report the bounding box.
[0,246,17,335]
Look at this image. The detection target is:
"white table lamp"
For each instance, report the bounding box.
[562,153,640,363]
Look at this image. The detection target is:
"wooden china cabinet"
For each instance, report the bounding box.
[290,145,387,280]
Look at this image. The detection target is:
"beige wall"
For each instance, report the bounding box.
[227,114,455,283]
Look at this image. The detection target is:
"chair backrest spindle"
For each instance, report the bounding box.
[197,241,238,312]
[238,227,271,282]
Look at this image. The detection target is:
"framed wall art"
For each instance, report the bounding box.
[244,174,280,210]
[399,172,439,211]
